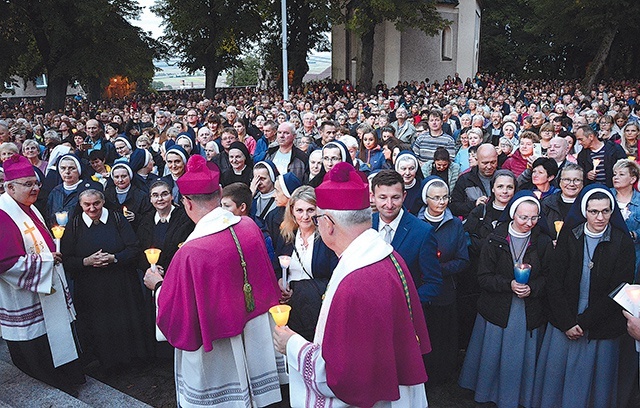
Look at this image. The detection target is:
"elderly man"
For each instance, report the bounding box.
[297,112,320,142]
[450,144,498,217]
[0,154,83,395]
[391,106,417,144]
[144,155,284,407]
[273,162,431,407]
[264,122,308,181]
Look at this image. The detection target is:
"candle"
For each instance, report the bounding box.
[554,221,564,238]
[534,190,542,200]
[592,158,601,170]
[144,248,162,272]
[122,206,129,216]
[514,263,532,284]
[51,226,65,252]
[55,211,68,227]
[269,304,291,327]
[279,255,291,288]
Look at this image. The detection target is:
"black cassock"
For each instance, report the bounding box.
[61,210,148,369]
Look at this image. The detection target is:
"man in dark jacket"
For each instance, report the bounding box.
[264,122,308,182]
[576,125,627,188]
[450,144,498,218]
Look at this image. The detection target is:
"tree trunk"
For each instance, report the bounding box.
[358,26,375,94]
[44,74,68,112]
[582,26,617,91]
[290,50,309,87]
[204,66,220,98]
[85,77,102,103]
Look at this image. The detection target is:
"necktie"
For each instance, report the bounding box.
[382,224,393,244]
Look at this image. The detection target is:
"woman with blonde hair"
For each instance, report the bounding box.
[278,185,338,341]
[621,122,640,158]
[22,139,47,174]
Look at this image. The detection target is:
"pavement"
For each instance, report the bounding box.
[0,339,152,408]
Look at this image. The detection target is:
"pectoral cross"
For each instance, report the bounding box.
[23,222,40,254]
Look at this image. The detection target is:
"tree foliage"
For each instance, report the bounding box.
[479,0,640,86]
[329,0,449,93]
[153,0,268,98]
[0,0,161,109]
[260,0,331,88]
[226,54,261,87]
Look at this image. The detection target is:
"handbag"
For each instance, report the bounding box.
[286,244,327,341]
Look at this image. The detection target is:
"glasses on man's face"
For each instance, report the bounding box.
[515,214,541,223]
[311,214,334,226]
[560,178,583,185]
[586,208,612,217]
[151,191,171,200]
[426,195,450,203]
[323,156,341,163]
[13,180,42,189]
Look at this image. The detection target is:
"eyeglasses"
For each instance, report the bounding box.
[12,181,42,189]
[311,214,334,226]
[426,195,450,203]
[515,214,541,222]
[560,178,583,185]
[150,191,171,200]
[586,208,612,216]
[323,156,342,163]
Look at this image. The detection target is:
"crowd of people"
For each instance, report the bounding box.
[2,73,640,407]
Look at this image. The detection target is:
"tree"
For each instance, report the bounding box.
[261,0,330,88]
[479,0,640,86]
[329,0,449,93]
[226,54,261,87]
[153,0,267,99]
[0,0,161,109]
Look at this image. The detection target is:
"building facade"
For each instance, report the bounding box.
[332,0,481,86]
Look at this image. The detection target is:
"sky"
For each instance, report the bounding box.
[131,0,164,39]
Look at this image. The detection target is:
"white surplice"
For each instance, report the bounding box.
[286,229,428,408]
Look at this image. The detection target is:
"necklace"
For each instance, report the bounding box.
[584,236,601,270]
[508,234,530,265]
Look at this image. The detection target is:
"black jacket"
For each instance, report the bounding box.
[477,222,552,330]
[547,224,634,339]
[136,206,195,270]
[577,140,627,188]
[450,166,492,218]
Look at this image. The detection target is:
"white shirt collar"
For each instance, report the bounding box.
[378,208,404,233]
[83,208,109,227]
[154,206,175,224]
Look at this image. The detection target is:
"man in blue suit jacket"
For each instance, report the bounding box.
[371,170,442,303]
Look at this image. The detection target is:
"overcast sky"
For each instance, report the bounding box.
[131,0,164,39]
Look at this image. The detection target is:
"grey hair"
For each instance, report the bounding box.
[425,179,448,196]
[319,207,372,227]
[79,188,105,202]
[43,129,60,142]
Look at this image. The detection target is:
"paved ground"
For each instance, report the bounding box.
[95,351,483,408]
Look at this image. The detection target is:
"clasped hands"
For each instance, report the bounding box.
[83,249,115,268]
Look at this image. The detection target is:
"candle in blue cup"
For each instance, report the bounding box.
[514,263,531,284]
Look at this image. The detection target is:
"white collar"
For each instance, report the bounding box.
[83,208,109,227]
[258,189,275,199]
[185,207,241,243]
[154,206,175,224]
[63,180,83,191]
[116,185,131,194]
[378,208,404,233]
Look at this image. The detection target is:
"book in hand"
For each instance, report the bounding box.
[609,283,640,315]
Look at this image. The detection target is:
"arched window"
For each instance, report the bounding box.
[441,27,453,61]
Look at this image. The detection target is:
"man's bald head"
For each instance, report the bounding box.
[476,143,498,178]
